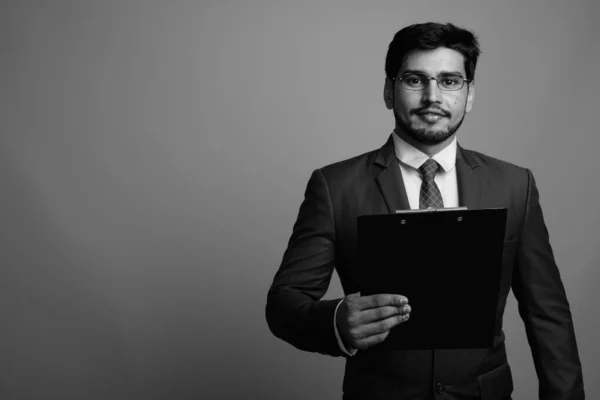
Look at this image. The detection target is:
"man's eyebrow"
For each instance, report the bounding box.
[401,69,465,76]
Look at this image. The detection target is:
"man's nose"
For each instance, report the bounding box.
[422,78,442,103]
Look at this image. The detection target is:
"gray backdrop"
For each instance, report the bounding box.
[1,1,598,399]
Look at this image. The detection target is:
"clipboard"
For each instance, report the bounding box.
[357,208,507,350]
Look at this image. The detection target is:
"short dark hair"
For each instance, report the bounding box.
[385,22,481,82]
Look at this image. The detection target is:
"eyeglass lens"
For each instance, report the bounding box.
[400,73,465,91]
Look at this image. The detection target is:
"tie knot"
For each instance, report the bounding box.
[419,158,440,181]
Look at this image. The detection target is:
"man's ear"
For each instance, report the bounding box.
[465,82,475,113]
[383,77,394,110]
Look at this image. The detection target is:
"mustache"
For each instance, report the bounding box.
[411,106,451,117]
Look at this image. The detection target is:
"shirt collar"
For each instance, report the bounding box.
[392,130,457,172]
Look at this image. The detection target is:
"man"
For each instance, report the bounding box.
[265,22,584,400]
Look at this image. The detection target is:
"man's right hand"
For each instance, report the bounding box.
[336,292,411,351]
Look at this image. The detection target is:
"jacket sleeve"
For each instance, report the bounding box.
[511,169,585,399]
[265,168,346,357]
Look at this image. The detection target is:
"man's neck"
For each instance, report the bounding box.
[394,127,456,157]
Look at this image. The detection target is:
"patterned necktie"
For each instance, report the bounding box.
[419,159,444,209]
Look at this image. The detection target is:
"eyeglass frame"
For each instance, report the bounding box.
[391,72,472,92]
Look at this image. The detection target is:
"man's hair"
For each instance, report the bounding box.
[385,22,481,82]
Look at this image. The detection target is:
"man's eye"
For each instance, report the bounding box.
[443,78,459,85]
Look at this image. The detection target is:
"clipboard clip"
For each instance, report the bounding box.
[395,207,468,214]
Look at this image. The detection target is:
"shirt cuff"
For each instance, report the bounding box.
[334,299,358,356]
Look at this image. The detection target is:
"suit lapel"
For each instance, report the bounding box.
[374,135,410,213]
[373,137,484,212]
[456,145,483,209]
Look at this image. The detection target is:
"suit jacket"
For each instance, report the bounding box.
[266,135,584,400]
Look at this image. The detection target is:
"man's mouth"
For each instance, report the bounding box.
[414,108,448,123]
[416,109,447,117]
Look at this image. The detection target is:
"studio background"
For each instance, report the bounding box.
[1,1,598,399]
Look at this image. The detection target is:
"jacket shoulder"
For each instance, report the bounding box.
[462,148,529,177]
[317,148,379,182]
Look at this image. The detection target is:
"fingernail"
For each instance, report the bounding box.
[403,314,410,320]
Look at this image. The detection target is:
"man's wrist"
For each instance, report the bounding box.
[333,299,358,356]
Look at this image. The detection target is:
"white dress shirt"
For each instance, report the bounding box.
[333,131,460,356]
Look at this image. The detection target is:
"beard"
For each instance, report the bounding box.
[394,108,466,145]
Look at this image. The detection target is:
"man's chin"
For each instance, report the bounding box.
[394,112,464,146]
[409,129,453,145]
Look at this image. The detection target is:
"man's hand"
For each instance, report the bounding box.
[336,292,410,351]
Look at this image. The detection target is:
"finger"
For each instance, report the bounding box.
[356,313,410,338]
[356,305,411,325]
[357,293,408,311]
[354,330,391,351]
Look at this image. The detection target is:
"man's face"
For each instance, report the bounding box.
[384,47,474,145]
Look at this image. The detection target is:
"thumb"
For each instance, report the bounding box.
[346,291,361,299]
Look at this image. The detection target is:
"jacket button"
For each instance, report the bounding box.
[435,383,447,394]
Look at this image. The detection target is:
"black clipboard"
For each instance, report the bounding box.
[357,208,507,350]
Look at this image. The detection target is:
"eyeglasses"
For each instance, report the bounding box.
[392,72,470,91]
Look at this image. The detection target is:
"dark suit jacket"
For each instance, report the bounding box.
[266,135,584,400]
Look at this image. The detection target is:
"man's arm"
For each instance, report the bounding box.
[265,168,412,357]
[511,169,585,399]
[265,168,346,357]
